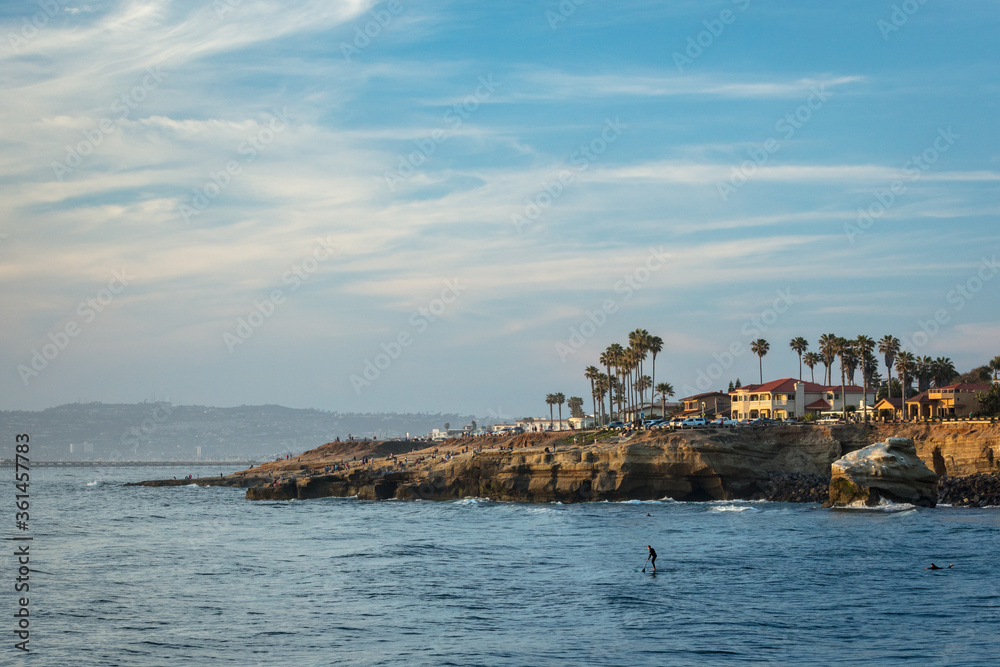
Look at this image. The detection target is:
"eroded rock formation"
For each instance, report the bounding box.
[829,437,938,507]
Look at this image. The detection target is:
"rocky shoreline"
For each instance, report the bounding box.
[938,473,1000,507]
[128,423,1000,506]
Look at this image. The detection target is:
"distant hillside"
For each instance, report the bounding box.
[0,403,473,462]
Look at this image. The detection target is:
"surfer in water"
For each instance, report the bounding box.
[926,563,954,570]
[646,545,657,572]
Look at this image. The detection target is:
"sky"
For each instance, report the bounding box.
[2,0,999,417]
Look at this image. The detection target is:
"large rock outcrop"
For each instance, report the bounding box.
[829,437,938,507]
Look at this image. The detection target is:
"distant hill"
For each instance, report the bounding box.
[0,403,473,462]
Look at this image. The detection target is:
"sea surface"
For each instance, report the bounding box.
[6,465,1000,666]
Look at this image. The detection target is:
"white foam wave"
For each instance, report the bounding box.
[86,480,102,487]
[453,497,491,505]
[709,505,752,513]
[840,498,917,512]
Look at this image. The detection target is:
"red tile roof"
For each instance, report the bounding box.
[680,391,728,401]
[730,378,871,394]
[804,399,831,410]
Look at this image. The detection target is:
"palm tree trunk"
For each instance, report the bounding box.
[861,360,868,422]
[651,353,657,416]
[841,366,847,421]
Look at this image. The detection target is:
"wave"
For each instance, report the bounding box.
[709,505,753,513]
[453,497,491,505]
[838,498,917,512]
[86,480,103,487]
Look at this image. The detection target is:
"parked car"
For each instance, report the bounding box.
[752,417,777,427]
[680,417,708,429]
[667,418,685,428]
[607,421,625,429]
[710,417,738,428]
[643,419,663,428]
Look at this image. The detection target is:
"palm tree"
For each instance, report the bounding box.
[605,343,625,416]
[789,337,809,381]
[818,333,838,385]
[750,338,769,384]
[803,352,822,383]
[627,345,643,416]
[584,365,600,421]
[932,357,957,388]
[567,396,584,419]
[636,375,652,408]
[629,328,650,380]
[915,356,934,392]
[835,337,852,420]
[878,335,901,406]
[545,394,556,424]
[648,335,663,408]
[554,392,565,428]
[990,355,1000,381]
[855,335,875,420]
[600,349,614,423]
[896,351,916,421]
[595,373,609,423]
[655,382,675,420]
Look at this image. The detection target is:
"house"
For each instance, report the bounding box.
[729,378,877,420]
[904,383,992,419]
[873,397,903,420]
[677,391,732,419]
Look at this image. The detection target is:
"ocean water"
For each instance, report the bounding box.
[7,466,1000,666]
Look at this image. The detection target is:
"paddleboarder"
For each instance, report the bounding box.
[646,545,657,572]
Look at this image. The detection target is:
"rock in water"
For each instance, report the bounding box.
[829,437,938,508]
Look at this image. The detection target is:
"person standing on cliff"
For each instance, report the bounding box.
[646,545,657,572]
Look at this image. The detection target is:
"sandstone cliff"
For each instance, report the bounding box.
[130,422,1000,504]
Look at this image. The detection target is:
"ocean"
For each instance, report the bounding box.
[6,465,1000,666]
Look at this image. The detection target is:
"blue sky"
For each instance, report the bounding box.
[2,0,998,417]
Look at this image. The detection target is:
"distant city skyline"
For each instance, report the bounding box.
[2,1,998,416]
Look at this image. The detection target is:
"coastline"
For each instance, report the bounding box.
[130,422,1000,506]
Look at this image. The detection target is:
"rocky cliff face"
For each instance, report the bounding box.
[869,422,1000,477]
[131,422,1000,504]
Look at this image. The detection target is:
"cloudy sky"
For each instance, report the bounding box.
[2,0,998,416]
